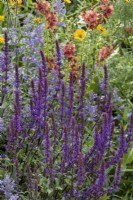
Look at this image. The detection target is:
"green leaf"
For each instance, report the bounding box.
[122,169,133,172]
[99,194,110,200]
[47,188,53,195]
[124,147,133,164]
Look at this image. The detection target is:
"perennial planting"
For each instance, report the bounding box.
[0,0,133,199]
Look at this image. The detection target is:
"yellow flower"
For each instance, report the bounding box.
[101,28,107,35]
[0,16,5,22]
[63,0,71,3]
[10,0,22,6]
[96,25,102,31]
[74,29,86,41]
[0,36,4,44]
[34,18,41,23]
[124,0,130,2]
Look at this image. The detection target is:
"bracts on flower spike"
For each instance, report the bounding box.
[40,50,47,77]
[0,32,9,106]
[55,40,63,88]
[107,159,122,195]
[78,62,86,113]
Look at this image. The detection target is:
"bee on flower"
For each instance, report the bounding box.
[74,29,86,41]
[96,24,107,35]
[0,16,5,22]
[63,0,71,4]
[0,36,4,44]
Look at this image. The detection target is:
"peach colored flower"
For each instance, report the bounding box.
[98,45,114,62]
[81,10,100,29]
[36,1,50,15]
[101,4,114,19]
[46,12,58,30]
[36,1,58,30]
[64,42,76,60]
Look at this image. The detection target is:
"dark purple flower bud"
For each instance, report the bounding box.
[97,96,101,114]
[43,77,48,124]
[15,159,20,193]
[40,50,47,77]
[44,122,51,167]
[103,64,108,95]
[34,174,38,200]
[68,86,74,122]
[60,81,66,125]
[72,125,80,164]
[79,63,86,112]
[62,125,69,172]
[50,112,57,151]
[26,164,33,199]
[55,40,62,68]
[79,112,85,148]
[14,64,20,89]
[77,152,85,186]
[111,122,115,136]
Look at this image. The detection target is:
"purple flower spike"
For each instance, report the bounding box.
[103,64,108,95]
[40,50,47,77]
[77,152,85,186]
[62,125,69,172]
[4,32,9,82]
[26,164,33,199]
[107,159,122,194]
[79,62,86,112]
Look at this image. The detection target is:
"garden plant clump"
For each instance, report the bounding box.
[0,0,133,199]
